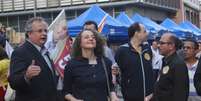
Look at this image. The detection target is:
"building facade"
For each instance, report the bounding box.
[0,0,180,33]
[183,0,200,27]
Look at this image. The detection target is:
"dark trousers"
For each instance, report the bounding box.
[57,90,64,101]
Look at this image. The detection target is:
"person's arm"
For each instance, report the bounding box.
[110,91,119,101]
[114,47,122,71]
[63,62,83,101]
[8,50,31,91]
[105,58,119,101]
[174,63,189,101]
[64,94,83,101]
[105,58,115,92]
[194,58,201,95]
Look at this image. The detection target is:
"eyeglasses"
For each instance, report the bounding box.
[31,29,48,33]
[158,41,172,45]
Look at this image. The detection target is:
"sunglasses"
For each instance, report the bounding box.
[31,29,48,33]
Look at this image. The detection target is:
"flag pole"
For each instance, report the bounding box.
[34,0,36,17]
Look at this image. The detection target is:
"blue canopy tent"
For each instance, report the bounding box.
[179,21,201,39]
[116,12,134,27]
[143,17,167,33]
[161,18,192,38]
[68,5,128,43]
[131,13,167,39]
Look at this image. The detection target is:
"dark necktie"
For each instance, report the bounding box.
[44,51,58,85]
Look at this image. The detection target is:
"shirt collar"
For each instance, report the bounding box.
[188,60,198,70]
[26,39,47,54]
[163,52,177,64]
[27,39,41,51]
[128,42,143,52]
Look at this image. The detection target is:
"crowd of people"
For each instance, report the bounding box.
[1,16,201,101]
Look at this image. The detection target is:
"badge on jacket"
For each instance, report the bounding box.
[144,53,151,61]
[162,66,169,74]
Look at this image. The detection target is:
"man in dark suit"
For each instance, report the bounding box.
[151,33,189,101]
[8,17,60,101]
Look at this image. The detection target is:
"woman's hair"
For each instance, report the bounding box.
[71,29,104,58]
[0,46,8,60]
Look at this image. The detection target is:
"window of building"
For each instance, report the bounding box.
[25,0,34,9]
[60,0,71,6]
[2,0,13,11]
[77,9,86,16]
[8,16,19,31]
[37,0,47,8]
[19,15,29,32]
[66,10,76,20]
[0,17,7,27]
[185,10,190,21]
[41,12,52,25]
[14,0,24,11]
[53,12,60,19]
[114,6,125,17]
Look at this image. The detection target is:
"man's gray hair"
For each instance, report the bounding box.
[25,17,47,37]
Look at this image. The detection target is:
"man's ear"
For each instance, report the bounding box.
[195,48,200,54]
[27,32,32,37]
[134,32,138,37]
[170,44,175,50]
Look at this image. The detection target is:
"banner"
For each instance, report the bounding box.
[5,41,13,58]
[98,14,108,32]
[45,9,71,78]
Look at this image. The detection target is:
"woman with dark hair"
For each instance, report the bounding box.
[63,30,119,101]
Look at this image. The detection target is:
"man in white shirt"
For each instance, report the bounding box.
[151,40,163,82]
[183,39,201,101]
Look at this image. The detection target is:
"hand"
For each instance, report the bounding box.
[144,94,153,101]
[65,94,83,101]
[110,92,119,101]
[70,99,83,101]
[25,60,41,80]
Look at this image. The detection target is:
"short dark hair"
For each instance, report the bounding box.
[184,38,199,50]
[83,20,98,31]
[71,29,104,58]
[169,34,182,50]
[128,22,142,39]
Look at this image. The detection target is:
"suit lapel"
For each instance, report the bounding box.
[24,41,57,88]
[24,41,51,72]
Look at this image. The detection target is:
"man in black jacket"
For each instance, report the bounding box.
[194,48,201,96]
[115,22,154,101]
[151,33,189,101]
